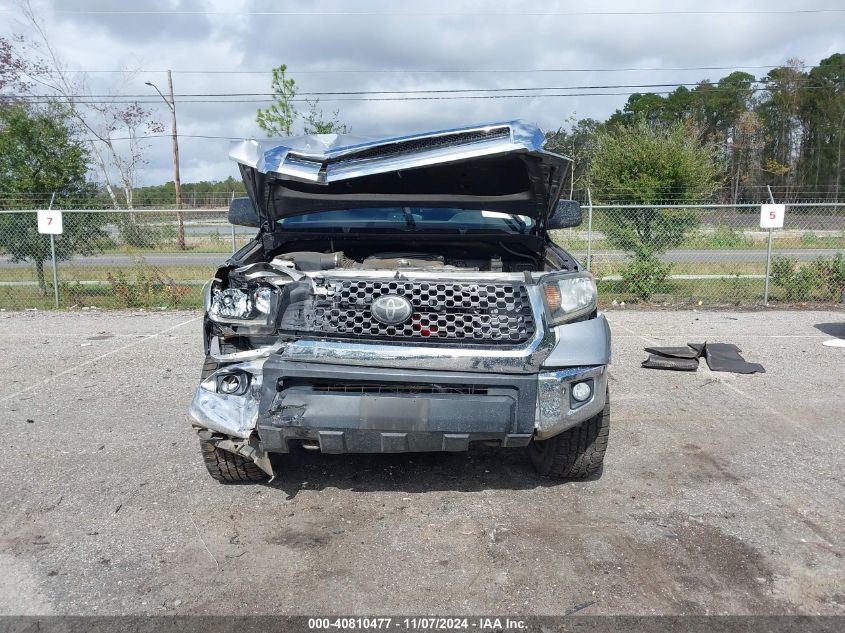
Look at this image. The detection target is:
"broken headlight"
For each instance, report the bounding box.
[541,272,597,326]
[207,285,276,326]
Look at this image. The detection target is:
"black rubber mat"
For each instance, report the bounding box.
[702,343,766,374]
[641,343,765,374]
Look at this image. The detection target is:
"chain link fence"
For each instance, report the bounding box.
[552,199,845,305]
[0,207,254,310]
[0,197,843,310]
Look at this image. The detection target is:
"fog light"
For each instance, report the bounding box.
[219,373,246,395]
[571,381,592,402]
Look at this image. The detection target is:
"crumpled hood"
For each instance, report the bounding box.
[229,120,571,226]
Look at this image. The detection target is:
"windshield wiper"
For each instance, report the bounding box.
[402,207,416,228]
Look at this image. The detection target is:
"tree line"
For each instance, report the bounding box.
[546,54,845,202]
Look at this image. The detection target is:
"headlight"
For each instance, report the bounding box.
[541,272,597,326]
[208,285,275,325]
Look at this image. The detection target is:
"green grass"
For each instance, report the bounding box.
[0,283,204,310]
[589,260,768,277]
[0,263,215,283]
[597,278,765,306]
[550,228,845,251]
[104,234,249,254]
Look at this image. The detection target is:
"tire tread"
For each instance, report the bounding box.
[529,392,610,479]
[200,439,268,483]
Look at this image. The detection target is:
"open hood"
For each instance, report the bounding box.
[229,120,572,229]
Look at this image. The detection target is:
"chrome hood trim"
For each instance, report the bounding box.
[230,121,571,225]
[229,120,565,183]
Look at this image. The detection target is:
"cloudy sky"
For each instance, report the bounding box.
[3,0,844,185]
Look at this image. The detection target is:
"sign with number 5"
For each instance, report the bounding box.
[760,204,785,229]
[37,209,63,234]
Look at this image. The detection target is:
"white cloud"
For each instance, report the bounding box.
[3,0,843,184]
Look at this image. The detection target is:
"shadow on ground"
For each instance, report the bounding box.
[815,322,845,338]
[252,444,591,499]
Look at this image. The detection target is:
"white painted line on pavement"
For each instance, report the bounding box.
[0,316,201,404]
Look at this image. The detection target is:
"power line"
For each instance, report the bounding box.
[13,85,839,105]
[37,8,845,16]
[10,78,836,101]
[0,83,784,99]
[26,64,807,75]
[12,80,840,104]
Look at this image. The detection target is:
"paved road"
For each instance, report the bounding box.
[2,248,843,268]
[0,309,842,616]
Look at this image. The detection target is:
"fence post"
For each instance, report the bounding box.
[763,185,776,305]
[586,187,594,272]
[48,193,60,309]
[230,191,237,253]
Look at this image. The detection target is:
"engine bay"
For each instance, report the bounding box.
[270,250,497,272]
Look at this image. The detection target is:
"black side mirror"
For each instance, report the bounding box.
[547,200,582,229]
[228,197,261,228]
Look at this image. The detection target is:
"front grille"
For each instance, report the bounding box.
[308,382,488,395]
[285,278,536,345]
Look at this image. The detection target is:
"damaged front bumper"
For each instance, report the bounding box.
[188,349,607,460]
[188,359,606,456]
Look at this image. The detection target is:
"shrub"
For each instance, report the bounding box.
[587,119,718,257]
[705,225,753,249]
[801,232,819,246]
[116,217,172,249]
[620,254,672,301]
[770,256,818,301]
[810,253,845,302]
[106,266,189,308]
[158,224,178,246]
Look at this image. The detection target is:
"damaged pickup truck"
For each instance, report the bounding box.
[188,121,611,483]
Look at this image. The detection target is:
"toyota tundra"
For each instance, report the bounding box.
[188,121,611,483]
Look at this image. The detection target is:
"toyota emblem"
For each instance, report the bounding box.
[370,294,413,325]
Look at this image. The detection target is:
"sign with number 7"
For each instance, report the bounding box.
[760,204,785,229]
[37,210,64,234]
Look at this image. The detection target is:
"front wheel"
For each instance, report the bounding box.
[528,391,610,479]
[200,439,269,484]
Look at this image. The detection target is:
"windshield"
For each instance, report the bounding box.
[276,207,534,232]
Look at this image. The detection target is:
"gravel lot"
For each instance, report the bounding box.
[0,308,843,616]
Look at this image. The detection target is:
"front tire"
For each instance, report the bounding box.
[528,391,610,479]
[200,439,269,484]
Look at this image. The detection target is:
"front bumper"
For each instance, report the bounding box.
[187,358,607,452]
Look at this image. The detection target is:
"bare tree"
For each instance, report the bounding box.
[13,1,162,213]
[730,111,765,203]
[0,35,33,102]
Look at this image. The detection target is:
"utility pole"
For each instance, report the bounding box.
[168,70,185,250]
[146,72,186,249]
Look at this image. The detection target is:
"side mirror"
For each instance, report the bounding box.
[547,200,582,229]
[228,197,261,228]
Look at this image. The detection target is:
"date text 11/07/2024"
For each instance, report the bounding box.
[307,617,528,631]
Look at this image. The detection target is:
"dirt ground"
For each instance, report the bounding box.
[0,308,843,616]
